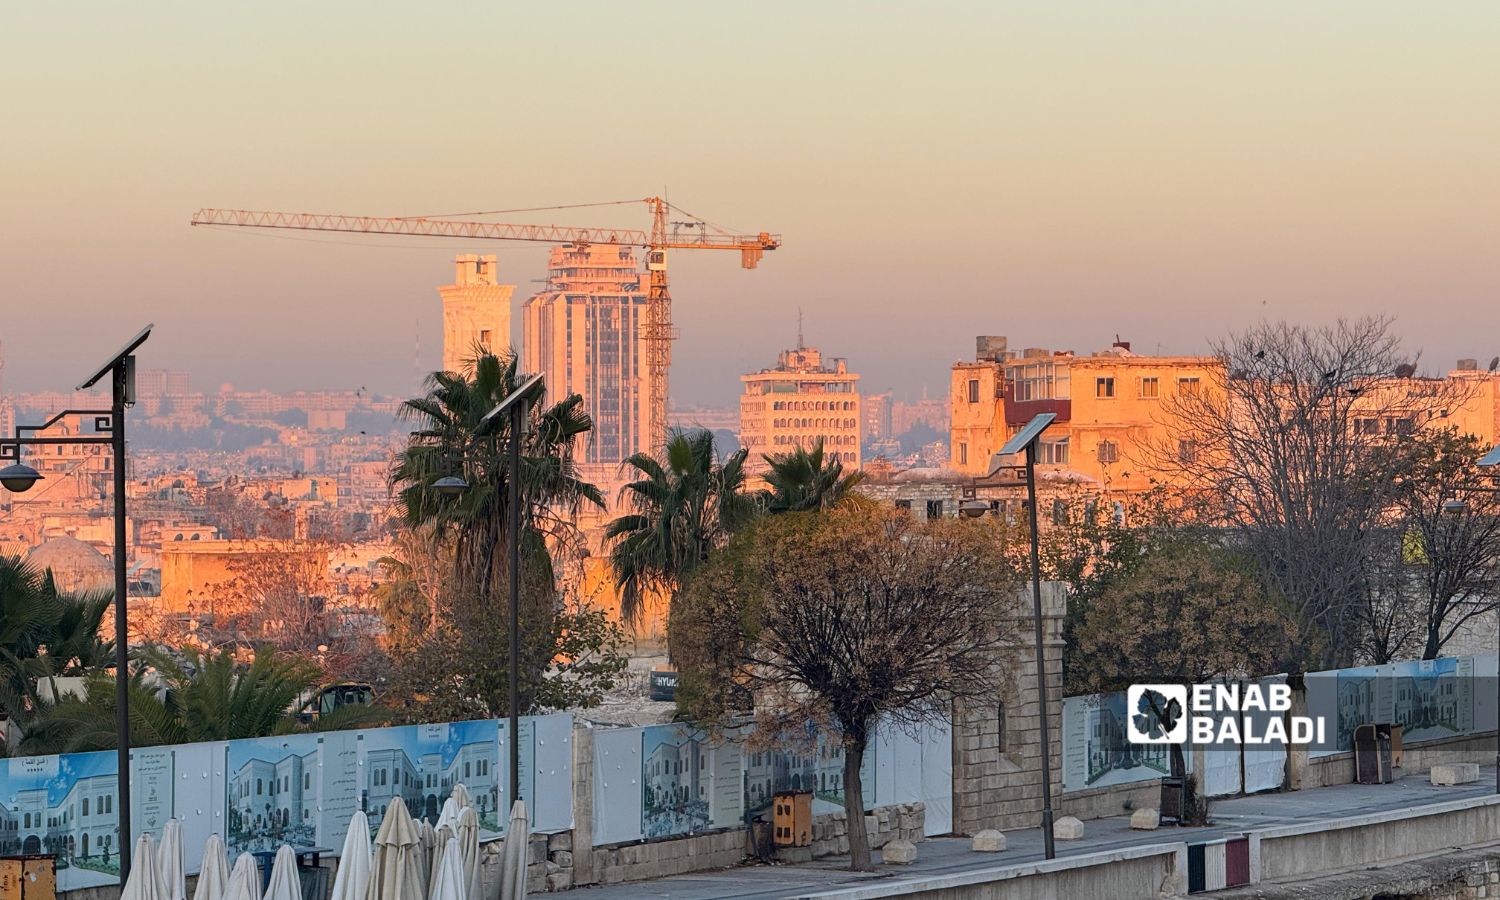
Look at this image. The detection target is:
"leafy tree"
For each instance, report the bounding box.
[671,507,1019,871]
[19,646,373,753]
[1072,538,1298,820]
[759,439,866,513]
[606,429,757,624]
[385,588,628,722]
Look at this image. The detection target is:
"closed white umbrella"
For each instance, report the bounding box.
[497,801,529,900]
[263,845,303,900]
[426,825,453,900]
[123,834,166,900]
[366,799,423,900]
[158,820,187,900]
[449,785,472,813]
[454,810,480,900]
[330,811,372,900]
[193,835,230,900]
[413,821,436,900]
[433,799,460,834]
[428,838,465,900]
[223,853,260,900]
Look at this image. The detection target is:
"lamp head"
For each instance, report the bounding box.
[0,463,42,494]
[432,475,469,497]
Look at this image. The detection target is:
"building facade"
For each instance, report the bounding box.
[740,345,861,478]
[439,254,514,375]
[522,244,656,465]
[949,336,1222,493]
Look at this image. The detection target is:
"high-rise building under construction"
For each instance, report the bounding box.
[522,244,658,465]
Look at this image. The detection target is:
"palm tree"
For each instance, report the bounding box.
[761,439,866,514]
[0,554,113,734]
[606,429,758,623]
[392,350,604,600]
[19,645,371,754]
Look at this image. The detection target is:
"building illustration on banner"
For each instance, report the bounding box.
[0,752,121,891]
[642,726,710,838]
[227,735,320,854]
[359,721,503,836]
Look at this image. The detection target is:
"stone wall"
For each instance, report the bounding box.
[950,581,1066,835]
[1297,733,1497,790]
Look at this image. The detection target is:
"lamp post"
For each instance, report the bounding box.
[443,373,545,812]
[1443,443,1500,794]
[0,325,151,880]
[988,412,1058,860]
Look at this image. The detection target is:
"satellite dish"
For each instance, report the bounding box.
[1488,356,1498,373]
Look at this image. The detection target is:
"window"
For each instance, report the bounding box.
[1096,377,1115,399]
[1385,417,1415,435]
[1177,377,1201,395]
[926,499,944,519]
[959,442,968,465]
[967,379,980,403]
[895,499,912,513]
[1355,418,1379,436]
[82,799,89,817]
[479,329,493,347]
[1140,377,1159,399]
[1036,438,1069,465]
[1097,440,1119,464]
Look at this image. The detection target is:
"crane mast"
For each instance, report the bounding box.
[191,199,779,453]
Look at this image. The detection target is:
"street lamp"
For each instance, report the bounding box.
[1445,444,1500,794]
[988,412,1058,860]
[0,325,151,880]
[438,373,545,813]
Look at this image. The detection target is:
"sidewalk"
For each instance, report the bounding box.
[568,769,1498,899]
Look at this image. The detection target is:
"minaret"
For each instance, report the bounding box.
[438,254,514,374]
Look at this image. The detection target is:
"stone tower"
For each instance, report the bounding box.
[438,254,514,374]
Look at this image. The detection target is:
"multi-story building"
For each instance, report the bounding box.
[862,391,893,443]
[523,244,656,465]
[739,344,861,478]
[949,336,1222,493]
[439,254,513,374]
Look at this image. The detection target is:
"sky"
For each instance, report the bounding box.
[2,3,1497,406]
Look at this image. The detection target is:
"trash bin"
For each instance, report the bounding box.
[1354,723,1393,784]
[1159,776,1186,824]
[0,856,56,900]
[749,816,774,862]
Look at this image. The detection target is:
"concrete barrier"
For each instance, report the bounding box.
[1250,794,1500,884]
[792,843,1187,900]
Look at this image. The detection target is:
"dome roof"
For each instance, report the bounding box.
[26,535,114,593]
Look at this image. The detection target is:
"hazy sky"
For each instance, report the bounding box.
[3,3,1497,406]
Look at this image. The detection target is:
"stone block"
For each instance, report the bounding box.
[971,829,1006,852]
[549,832,573,852]
[550,850,573,868]
[546,871,572,892]
[1053,816,1085,840]
[1431,763,1481,785]
[882,839,917,865]
[1130,808,1160,830]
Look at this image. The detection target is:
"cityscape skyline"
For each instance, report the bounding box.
[4,2,1497,403]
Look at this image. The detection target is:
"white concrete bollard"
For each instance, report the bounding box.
[971,830,1006,852]
[1053,816,1086,840]
[1430,763,1481,785]
[1130,808,1160,830]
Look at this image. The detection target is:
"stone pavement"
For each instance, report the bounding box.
[567,769,1498,899]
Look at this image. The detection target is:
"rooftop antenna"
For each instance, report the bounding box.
[797,307,805,350]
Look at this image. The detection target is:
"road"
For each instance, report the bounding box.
[569,768,1497,899]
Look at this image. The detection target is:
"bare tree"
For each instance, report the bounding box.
[1154,317,1469,668]
[1383,428,1500,660]
[671,507,1019,871]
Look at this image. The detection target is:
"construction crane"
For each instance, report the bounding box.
[191,198,780,452]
